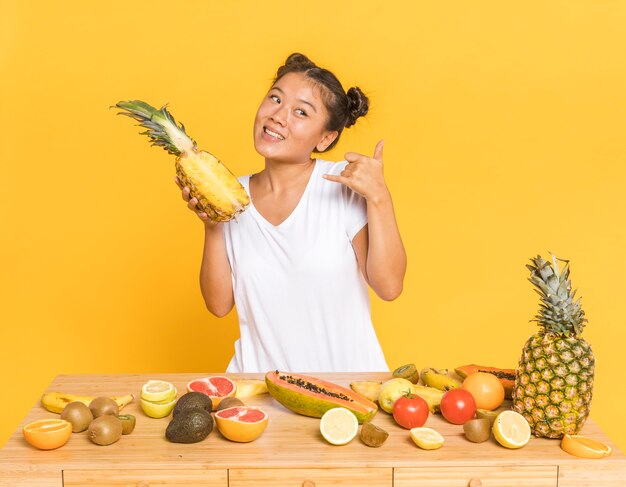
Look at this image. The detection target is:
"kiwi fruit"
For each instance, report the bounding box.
[118,414,136,435]
[166,409,214,444]
[392,364,419,384]
[216,396,245,412]
[89,396,119,418]
[476,408,500,428]
[172,392,213,417]
[88,415,123,446]
[60,401,93,433]
[463,418,491,443]
[359,421,389,447]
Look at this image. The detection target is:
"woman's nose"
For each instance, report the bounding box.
[270,105,288,126]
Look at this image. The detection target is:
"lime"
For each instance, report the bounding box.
[140,396,177,419]
[320,407,358,446]
[492,410,531,449]
[410,427,444,450]
[141,380,177,403]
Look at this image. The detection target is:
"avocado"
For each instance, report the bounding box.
[172,392,213,417]
[166,409,214,443]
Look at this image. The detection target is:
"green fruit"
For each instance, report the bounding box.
[266,371,377,424]
[118,414,136,435]
[88,415,123,446]
[392,364,419,384]
[378,378,415,414]
[172,392,213,417]
[359,421,389,447]
[463,418,491,443]
[60,402,93,433]
[166,409,214,443]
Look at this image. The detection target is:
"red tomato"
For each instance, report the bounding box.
[440,388,477,425]
[392,394,429,429]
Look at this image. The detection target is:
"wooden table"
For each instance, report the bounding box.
[1,373,625,486]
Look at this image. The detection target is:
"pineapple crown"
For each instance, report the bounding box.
[527,254,587,336]
[113,100,196,156]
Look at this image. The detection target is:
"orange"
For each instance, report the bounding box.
[461,372,505,411]
[561,434,612,459]
[187,376,237,410]
[215,406,268,442]
[23,419,72,450]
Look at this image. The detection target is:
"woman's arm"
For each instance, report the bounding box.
[323,140,407,301]
[176,177,235,316]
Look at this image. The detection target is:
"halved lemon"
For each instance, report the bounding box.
[561,434,612,459]
[320,407,358,446]
[492,410,531,449]
[23,419,72,450]
[141,380,177,403]
[140,396,177,418]
[410,427,444,450]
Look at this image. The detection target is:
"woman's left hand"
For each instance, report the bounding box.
[323,140,389,203]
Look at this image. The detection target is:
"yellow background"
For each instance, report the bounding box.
[1,0,625,453]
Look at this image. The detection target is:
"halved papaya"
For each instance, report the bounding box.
[265,371,378,423]
[455,364,516,398]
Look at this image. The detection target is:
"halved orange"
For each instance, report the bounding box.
[561,434,612,459]
[215,406,268,442]
[23,419,72,450]
[187,376,236,410]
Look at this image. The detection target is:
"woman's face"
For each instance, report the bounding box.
[253,71,338,163]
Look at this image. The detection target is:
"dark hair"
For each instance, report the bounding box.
[273,53,369,152]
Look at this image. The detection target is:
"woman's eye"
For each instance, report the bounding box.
[296,108,307,116]
[270,95,280,103]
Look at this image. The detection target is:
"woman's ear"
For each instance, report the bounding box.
[316,130,339,152]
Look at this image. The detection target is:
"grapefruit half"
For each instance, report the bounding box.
[215,406,268,442]
[187,376,237,410]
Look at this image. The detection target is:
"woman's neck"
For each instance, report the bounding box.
[255,156,316,193]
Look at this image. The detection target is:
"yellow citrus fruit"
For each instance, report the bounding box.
[461,372,505,411]
[492,410,531,449]
[141,380,177,403]
[560,434,612,459]
[23,419,72,450]
[410,427,444,450]
[140,396,177,418]
[319,407,358,445]
[215,406,268,442]
[378,378,415,414]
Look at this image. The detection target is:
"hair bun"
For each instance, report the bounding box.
[285,52,315,68]
[345,86,369,128]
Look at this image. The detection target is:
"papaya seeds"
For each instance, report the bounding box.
[166,409,214,444]
[359,421,389,447]
[463,418,491,443]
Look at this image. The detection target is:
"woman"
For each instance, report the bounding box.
[176,53,406,373]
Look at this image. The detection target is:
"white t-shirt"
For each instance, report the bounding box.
[222,158,389,373]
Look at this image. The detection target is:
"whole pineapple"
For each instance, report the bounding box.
[512,254,594,438]
[115,100,249,222]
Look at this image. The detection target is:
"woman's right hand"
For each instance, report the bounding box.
[175,176,217,225]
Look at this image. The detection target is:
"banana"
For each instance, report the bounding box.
[235,379,268,398]
[412,385,445,414]
[41,392,135,414]
[350,381,382,403]
[420,367,462,392]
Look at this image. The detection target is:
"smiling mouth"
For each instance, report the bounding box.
[264,127,285,140]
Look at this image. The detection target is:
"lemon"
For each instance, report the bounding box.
[560,434,612,459]
[140,396,177,419]
[410,427,444,450]
[320,407,358,446]
[492,410,531,449]
[378,378,415,413]
[141,380,177,403]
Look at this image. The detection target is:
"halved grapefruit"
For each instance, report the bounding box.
[215,406,268,442]
[187,376,237,411]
